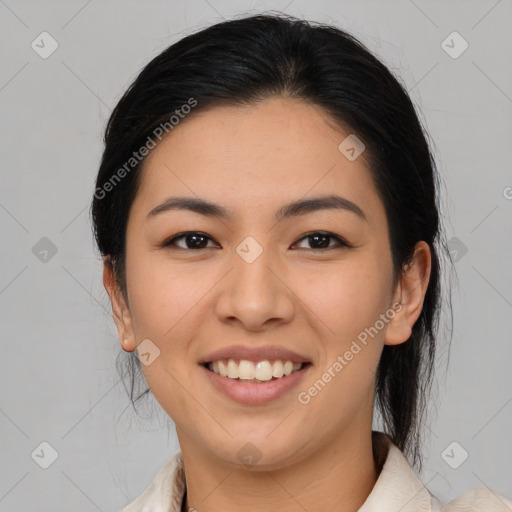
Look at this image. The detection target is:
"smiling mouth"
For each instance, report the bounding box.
[201,360,312,383]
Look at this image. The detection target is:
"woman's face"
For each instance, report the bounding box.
[105,96,429,468]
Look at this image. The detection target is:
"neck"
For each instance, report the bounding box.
[179,427,380,512]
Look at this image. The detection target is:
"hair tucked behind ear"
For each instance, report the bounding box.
[90,12,454,472]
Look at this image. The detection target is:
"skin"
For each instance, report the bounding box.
[103,96,431,512]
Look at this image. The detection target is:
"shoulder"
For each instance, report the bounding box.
[441,487,512,511]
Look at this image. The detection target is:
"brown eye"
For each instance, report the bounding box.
[292,231,350,250]
[163,232,219,250]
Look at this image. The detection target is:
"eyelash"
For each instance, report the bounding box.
[161,231,352,251]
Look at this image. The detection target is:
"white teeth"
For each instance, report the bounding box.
[255,361,273,381]
[238,360,256,379]
[218,361,226,376]
[272,360,284,378]
[227,359,238,378]
[207,359,305,381]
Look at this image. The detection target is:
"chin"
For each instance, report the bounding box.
[208,435,308,472]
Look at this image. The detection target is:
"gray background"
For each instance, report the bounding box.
[1,0,511,510]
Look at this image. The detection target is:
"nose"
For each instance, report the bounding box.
[214,243,295,332]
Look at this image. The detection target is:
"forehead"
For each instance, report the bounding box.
[130,97,386,228]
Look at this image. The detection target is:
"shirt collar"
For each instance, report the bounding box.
[358,431,435,511]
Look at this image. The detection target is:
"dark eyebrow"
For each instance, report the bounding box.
[146,194,367,223]
[276,195,367,223]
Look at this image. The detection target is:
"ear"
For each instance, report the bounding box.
[102,256,137,352]
[384,241,432,346]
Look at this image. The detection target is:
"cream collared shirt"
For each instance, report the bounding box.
[122,431,511,512]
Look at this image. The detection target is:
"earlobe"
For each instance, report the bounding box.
[384,241,432,346]
[102,257,137,352]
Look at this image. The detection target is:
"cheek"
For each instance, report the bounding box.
[124,247,200,339]
[123,252,214,396]
[295,260,390,400]
[295,261,390,342]
[125,256,202,414]
[298,268,387,408]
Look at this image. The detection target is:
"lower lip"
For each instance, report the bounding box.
[200,363,312,405]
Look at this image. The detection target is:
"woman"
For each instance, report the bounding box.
[90,13,511,512]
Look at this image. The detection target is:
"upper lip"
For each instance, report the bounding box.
[199,345,311,364]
